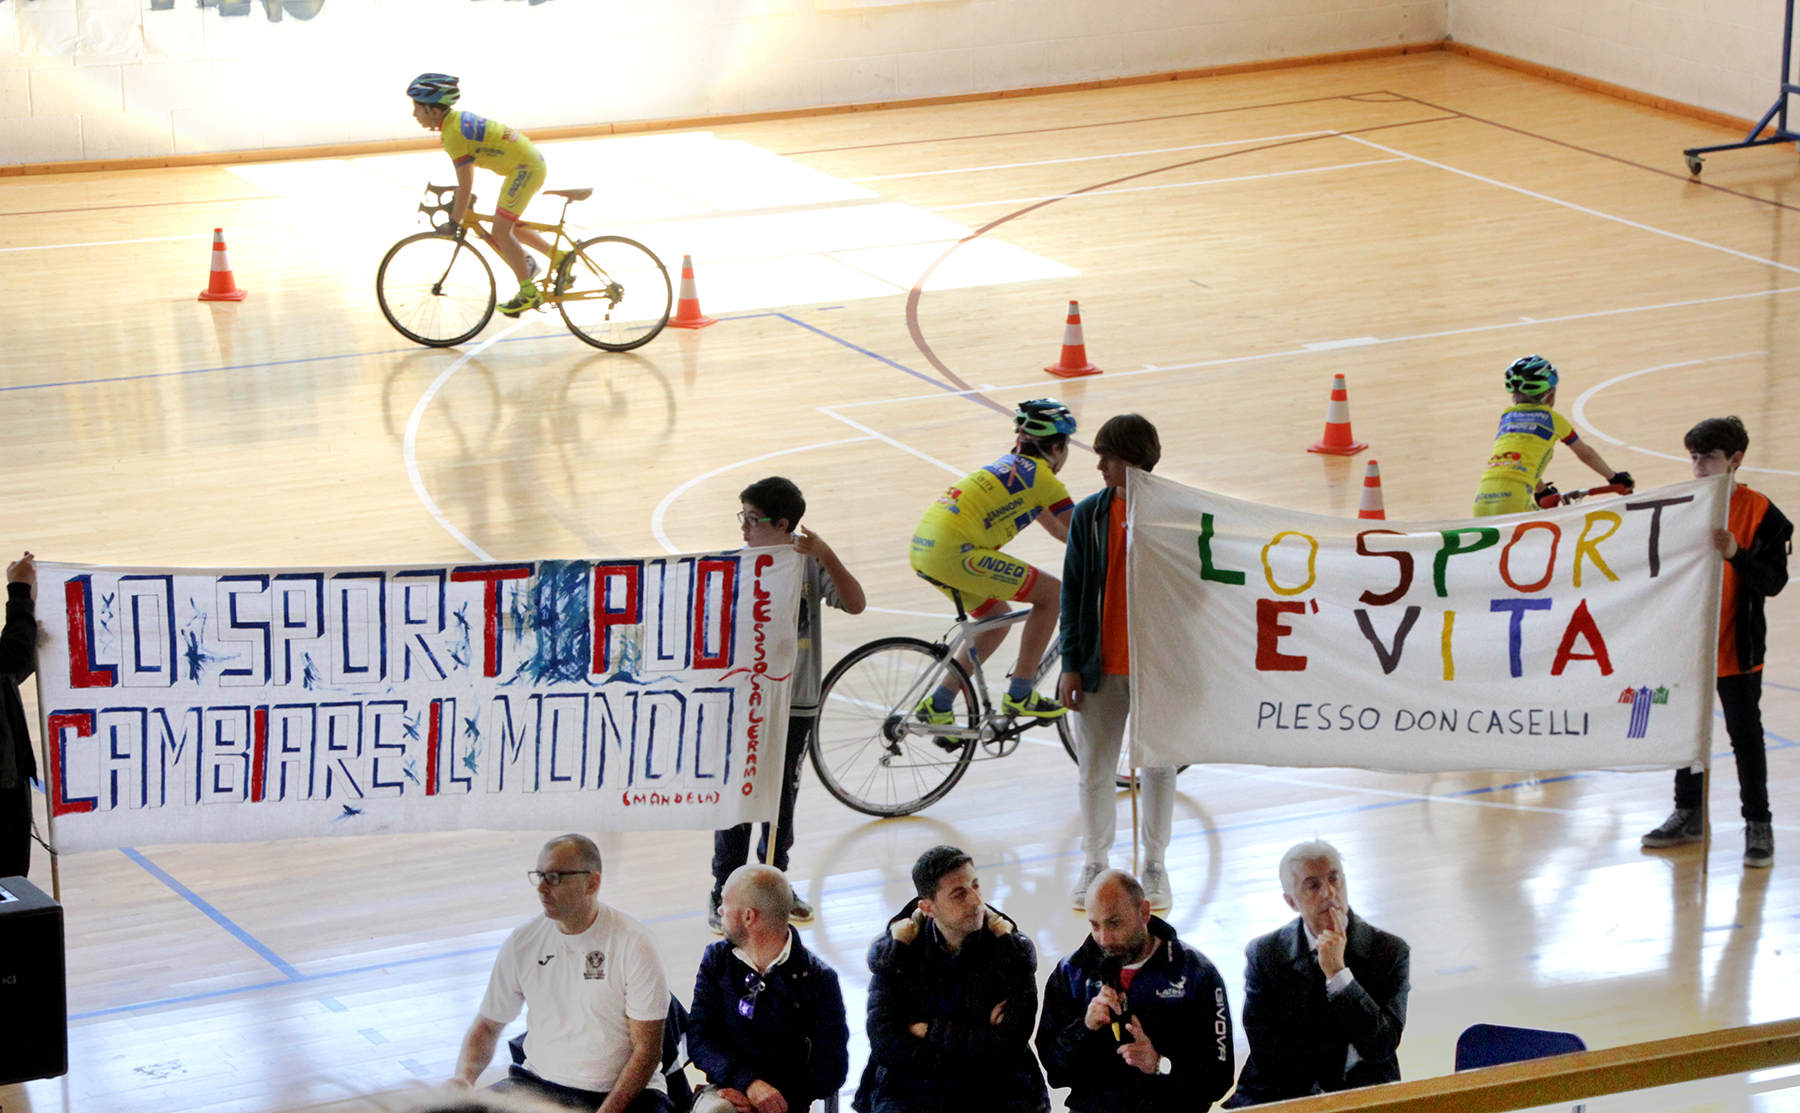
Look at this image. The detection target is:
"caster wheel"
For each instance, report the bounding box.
[1685,154,1704,176]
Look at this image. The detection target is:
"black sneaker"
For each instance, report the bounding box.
[1745,821,1774,869]
[789,895,815,925]
[1641,808,1703,848]
[707,896,724,935]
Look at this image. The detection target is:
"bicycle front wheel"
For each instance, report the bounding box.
[810,637,977,817]
[557,235,672,351]
[376,232,496,347]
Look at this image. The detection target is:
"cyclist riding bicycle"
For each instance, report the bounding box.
[1472,354,1632,517]
[407,72,564,318]
[910,399,1077,724]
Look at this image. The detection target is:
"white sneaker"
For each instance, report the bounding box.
[1142,862,1173,911]
[1070,861,1108,911]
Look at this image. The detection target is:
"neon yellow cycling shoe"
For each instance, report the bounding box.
[499,285,543,318]
[913,695,955,726]
[1001,690,1066,720]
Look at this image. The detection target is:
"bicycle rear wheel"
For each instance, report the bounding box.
[810,637,977,817]
[556,235,672,351]
[376,232,496,347]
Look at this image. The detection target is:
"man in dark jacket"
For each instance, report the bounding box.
[690,864,849,1113]
[1223,841,1407,1107]
[1,551,38,878]
[1037,869,1234,1112]
[854,845,1048,1113]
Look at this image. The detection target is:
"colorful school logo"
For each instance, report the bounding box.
[1618,684,1670,739]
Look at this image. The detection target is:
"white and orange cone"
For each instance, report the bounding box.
[1308,374,1367,455]
[1044,300,1101,378]
[1357,459,1386,519]
[197,227,247,302]
[668,254,716,329]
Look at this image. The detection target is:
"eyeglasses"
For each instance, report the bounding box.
[737,511,773,527]
[737,971,766,1018]
[528,870,595,887]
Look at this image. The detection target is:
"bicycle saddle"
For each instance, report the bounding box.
[545,188,593,201]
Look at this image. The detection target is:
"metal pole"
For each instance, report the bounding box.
[1782,0,1796,135]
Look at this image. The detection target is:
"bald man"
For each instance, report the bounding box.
[1037,869,1234,1112]
[690,865,849,1113]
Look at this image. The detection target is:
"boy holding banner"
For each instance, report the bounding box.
[1641,417,1791,868]
[708,477,866,932]
[1057,415,1178,912]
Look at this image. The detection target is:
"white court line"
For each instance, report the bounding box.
[1571,352,1800,475]
[403,320,531,562]
[824,284,1800,418]
[848,130,1338,181]
[1340,133,1800,276]
[816,408,966,476]
[928,157,1408,212]
[0,233,211,254]
[649,435,876,554]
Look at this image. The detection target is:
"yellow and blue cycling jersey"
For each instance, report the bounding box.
[441,109,546,222]
[1479,403,1579,487]
[910,453,1073,609]
[1472,403,1580,517]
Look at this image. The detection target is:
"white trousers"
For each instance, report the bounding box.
[1075,674,1175,866]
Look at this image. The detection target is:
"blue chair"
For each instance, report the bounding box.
[1455,1023,1587,1071]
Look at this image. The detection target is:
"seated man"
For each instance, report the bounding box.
[853,846,1049,1113]
[1037,869,1235,1112]
[1223,841,1408,1107]
[690,864,850,1113]
[449,834,674,1113]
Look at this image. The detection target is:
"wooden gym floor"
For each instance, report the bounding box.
[2,48,1798,1112]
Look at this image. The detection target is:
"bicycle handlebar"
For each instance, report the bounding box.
[1536,482,1631,509]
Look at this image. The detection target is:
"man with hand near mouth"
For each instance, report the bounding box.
[1223,841,1409,1107]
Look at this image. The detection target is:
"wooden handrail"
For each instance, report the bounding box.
[1243,1017,1800,1113]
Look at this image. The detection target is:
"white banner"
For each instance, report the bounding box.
[36,550,801,852]
[1128,473,1727,773]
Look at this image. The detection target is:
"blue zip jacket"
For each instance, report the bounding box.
[1060,486,1116,693]
[688,928,849,1107]
[1037,916,1235,1113]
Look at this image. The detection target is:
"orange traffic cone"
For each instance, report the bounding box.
[668,254,716,329]
[1357,459,1386,519]
[1308,374,1367,455]
[1043,300,1101,378]
[197,227,248,302]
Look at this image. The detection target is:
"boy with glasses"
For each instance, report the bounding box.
[708,477,866,932]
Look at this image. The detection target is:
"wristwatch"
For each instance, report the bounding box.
[1156,1056,1172,1076]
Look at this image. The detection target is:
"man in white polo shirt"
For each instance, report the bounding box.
[449,833,674,1112]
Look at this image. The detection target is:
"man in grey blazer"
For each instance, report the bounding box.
[1223,841,1408,1107]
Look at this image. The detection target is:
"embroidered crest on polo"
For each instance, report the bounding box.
[585,950,606,980]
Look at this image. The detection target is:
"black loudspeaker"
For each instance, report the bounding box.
[0,876,67,1084]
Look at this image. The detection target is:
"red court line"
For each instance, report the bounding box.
[776,91,1402,156]
[1396,93,1800,215]
[902,111,1459,400]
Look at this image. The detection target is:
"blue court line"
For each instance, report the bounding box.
[121,846,302,980]
[4,309,946,396]
[70,943,500,1021]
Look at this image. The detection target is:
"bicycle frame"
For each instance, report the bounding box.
[889,609,1067,749]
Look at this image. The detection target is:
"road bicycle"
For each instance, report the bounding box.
[376,184,672,351]
[810,576,1185,816]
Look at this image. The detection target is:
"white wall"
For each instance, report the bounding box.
[0,0,1446,167]
[1448,0,1785,123]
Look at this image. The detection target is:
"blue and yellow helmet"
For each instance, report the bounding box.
[407,73,461,106]
[1504,354,1558,397]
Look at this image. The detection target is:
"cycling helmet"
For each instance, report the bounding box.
[1014,398,1076,438]
[1503,354,1558,397]
[407,73,461,106]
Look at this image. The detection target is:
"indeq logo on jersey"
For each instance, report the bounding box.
[964,554,1026,580]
